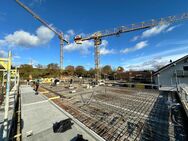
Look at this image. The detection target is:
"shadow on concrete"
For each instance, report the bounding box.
[172,92,188,140]
[0,119,12,141]
[21,118,24,130]
[140,91,187,141]
[70,134,88,141]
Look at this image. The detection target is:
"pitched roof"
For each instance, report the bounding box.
[153,55,188,76]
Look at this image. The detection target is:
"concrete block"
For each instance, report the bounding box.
[69,86,74,90]
[26,130,33,137]
[70,90,76,93]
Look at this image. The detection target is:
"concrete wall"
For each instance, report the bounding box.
[154,59,188,87]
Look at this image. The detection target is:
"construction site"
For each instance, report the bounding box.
[0,0,188,141]
[38,82,187,141]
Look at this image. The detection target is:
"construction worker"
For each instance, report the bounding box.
[27,79,29,85]
[35,79,40,94]
[70,78,73,87]
[54,79,59,86]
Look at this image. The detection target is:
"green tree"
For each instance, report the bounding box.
[20,64,33,70]
[19,64,33,79]
[46,63,60,77]
[117,66,124,73]
[65,65,75,76]
[36,64,43,69]
[75,66,85,76]
[101,65,112,79]
[88,68,96,78]
[47,63,59,70]
[101,65,112,75]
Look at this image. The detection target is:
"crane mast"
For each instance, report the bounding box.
[15,0,68,69]
[74,12,188,83]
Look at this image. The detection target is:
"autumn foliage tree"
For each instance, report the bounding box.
[117,66,124,73]
[65,65,75,76]
[101,65,113,79]
[75,66,86,76]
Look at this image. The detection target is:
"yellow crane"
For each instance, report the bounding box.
[15,0,69,69]
[74,13,188,83]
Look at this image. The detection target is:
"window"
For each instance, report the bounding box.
[183,66,188,71]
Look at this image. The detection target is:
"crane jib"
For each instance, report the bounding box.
[76,12,188,42]
[15,0,68,44]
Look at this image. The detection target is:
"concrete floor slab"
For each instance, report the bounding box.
[0,86,17,141]
[20,85,101,141]
[41,83,188,141]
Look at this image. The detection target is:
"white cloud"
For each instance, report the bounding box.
[156,39,188,48]
[122,44,188,71]
[0,26,54,47]
[64,40,93,54]
[64,29,75,41]
[121,41,148,54]
[0,40,5,46]
[35,26,54,44]
[28,58,39,66]
[124,53,187,71]
[0,50,7,58]
[64,40,109,54]
[166,25,180,32]
[100,48,115,55]
[131,24,178,41]
[100,40,108,47]
[12,55,21,63]
[141,24,169,38]
[131,36,139,42]
[67,29,75,36]
[13,55,21,59]
[137,46,188,61]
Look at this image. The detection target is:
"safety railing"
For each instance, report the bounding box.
[0,51,20,141]
[178,84,188,102]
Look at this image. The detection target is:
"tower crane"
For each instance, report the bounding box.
[15,0,69,69]
[74,13,188,83]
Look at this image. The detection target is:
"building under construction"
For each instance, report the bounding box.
[1,57,187,141]
[0,1,188,141]
[41,77,188,140]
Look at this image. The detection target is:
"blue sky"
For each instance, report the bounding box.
[0,0,188,70]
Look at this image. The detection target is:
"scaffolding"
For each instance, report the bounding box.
[0,51,20,141]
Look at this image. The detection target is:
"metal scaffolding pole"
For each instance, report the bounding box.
[1,71,5,96]
[2,51,11,141]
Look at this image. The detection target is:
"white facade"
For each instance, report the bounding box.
[154,56,188,88]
